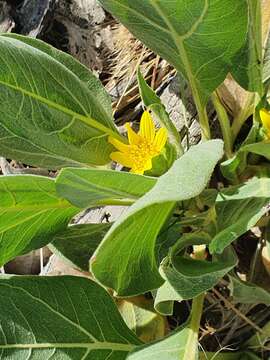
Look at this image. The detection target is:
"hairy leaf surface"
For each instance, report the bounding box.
[0,276,141,359]
[91,141,223,296]
[0,34,118,168]
[99,0,248,105]
[0,175,78,266]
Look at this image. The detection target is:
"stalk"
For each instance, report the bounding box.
[211,92,233,158]
[183,245,206,360]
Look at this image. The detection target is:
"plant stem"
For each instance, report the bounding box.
[211,92,233,158]
[183,245,205,360]
[195,100,211,141]
[184,292,205,360]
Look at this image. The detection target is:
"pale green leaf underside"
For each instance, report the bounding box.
[56,168,156,208]
[99,0,248,105]
[91,140,224,296]
[0,175,78,266]
[0,276,141,359]
[128,324,196,360]
[0,34,118,168]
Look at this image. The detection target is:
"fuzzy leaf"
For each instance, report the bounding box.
[91,140,224,296]
[0,34,118,168]
[0,276,141,359]
[0,175,78,266]
[99,0,248,105]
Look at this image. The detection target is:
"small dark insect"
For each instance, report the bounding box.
[101,212,111,223]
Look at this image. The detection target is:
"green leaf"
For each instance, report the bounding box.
[0,276,141,358]
[229,276,270,305]
[91,140,224,296]
[51,223,111,271]
[0,33,119,169]
[210,177,270,254]
[56,168,156,208]
[0,175,78,266]
[99,0,248,107]
[155,237,237,313]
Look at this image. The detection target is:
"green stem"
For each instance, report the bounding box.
[194,98,211,141]
[184,293,205,360]
[211,92,233,158]
[183,245,205,360]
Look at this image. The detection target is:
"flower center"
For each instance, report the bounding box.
[129,139,158,170]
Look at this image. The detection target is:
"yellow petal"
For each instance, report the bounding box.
[139,111,155,141]
[153,128,167,152]
[260,109,270,132]
[125,123,141,145]
[110,152,133,168]
[109,136,129,153]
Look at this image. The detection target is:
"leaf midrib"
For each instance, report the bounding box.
[0,80,121,140]
[0,342,134,351]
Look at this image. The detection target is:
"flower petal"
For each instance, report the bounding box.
[125,123,141,145]
[260,109,270,132]
[153,128,168,152]
[110,152,133,168]
[109,136,129,152]
[139,111,155,141]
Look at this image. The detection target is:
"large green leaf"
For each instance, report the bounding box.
[98,0,248,108]
[0,276,141,358]
[56,168,156,208]
[210,178,270,254]
[0,175,78,266]
[91,140,224,296]
[0,34,119,168]
[51,223,111,271]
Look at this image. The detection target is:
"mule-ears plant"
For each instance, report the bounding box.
[0,1,270,359]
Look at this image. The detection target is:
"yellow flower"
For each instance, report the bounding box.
[260,108,270,139]
[109,111,168,174]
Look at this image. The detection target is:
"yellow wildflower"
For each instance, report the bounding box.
[260,108,270,139]
[109,111,168,174]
